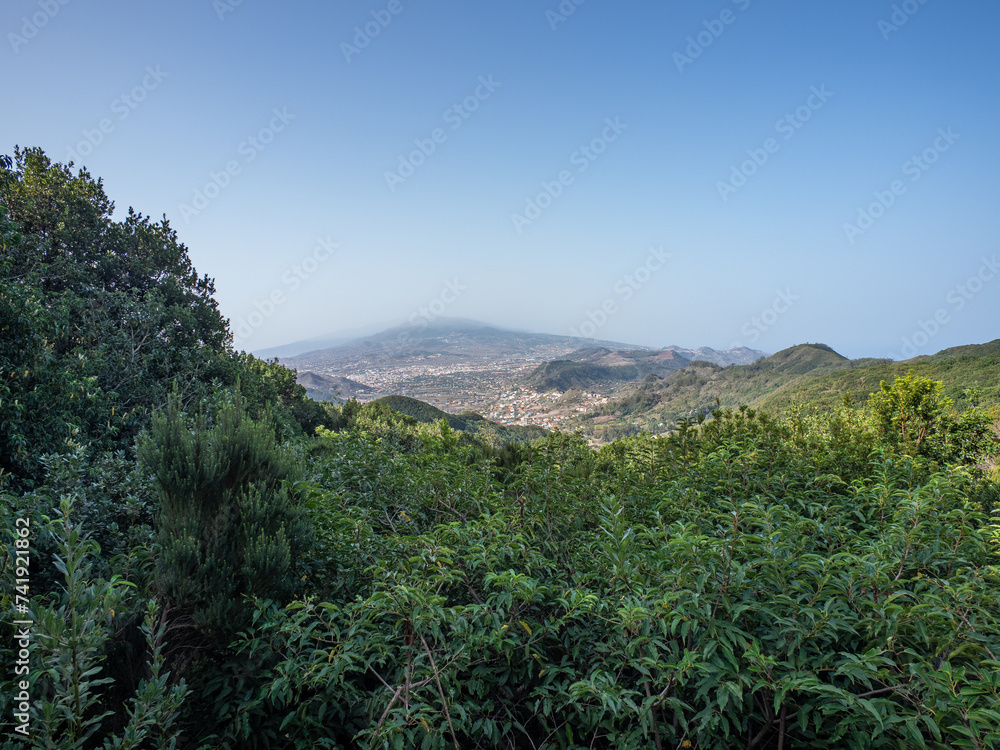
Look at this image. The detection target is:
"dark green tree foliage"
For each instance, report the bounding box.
[233,352,333,436]
[209,406,1000,750]
[0,148,330,492]
[139,396,311,640]
[27,496,189,749]
[0,149,233,490]
[0,202,104,490]
[1,148,222,315]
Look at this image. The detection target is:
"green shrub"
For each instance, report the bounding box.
[139,395,312,643]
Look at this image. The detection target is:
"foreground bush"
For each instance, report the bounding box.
[211,413,1000,749]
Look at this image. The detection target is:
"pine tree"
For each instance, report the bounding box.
[138,395,311,643]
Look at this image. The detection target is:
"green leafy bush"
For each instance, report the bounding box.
[1,495,188,749]
[208,408,1000,749]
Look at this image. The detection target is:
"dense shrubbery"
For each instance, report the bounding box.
[2,150,999,748]
[199,403,999,749]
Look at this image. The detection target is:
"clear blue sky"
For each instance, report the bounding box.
[3,0,998,359]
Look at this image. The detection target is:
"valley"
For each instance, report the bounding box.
[282,319,765,434]
[284,319,1000,444]
[295,356,615,431]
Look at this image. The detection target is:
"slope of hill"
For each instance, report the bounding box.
[758,339,1000,413]
[254,323,388,359]
[373,395,547,444]
[584,340,1000,440]
[522,346,769,393]
[925,339,1000,360]
[296,371,372,402]
[524,348,691,392]
[524,361,644,392]
[583,344,861,436]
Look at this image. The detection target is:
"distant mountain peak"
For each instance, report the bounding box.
[770,342,846,360]
[662,345,767,367]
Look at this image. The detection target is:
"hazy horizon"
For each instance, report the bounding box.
[250,315,997,364]
[4,0,998,361]
[251,316,774,361]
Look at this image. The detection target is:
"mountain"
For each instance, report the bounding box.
[584,340,1000,440]
[663,345,765,366]
[273,320,771,421]
[583,344,860,437]
[751,342,848,374]
[372,395,547,444]
[296,371,372,402]
[524,348,692,392]
[281,318,653,373]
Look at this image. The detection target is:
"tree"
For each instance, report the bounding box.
[0,203,106,491]
[0,148,236,489]
[138,395,312,644]
[1,148,225,329]
[231,353,334,435]
[0,148,112,294]
[868,370,953,455]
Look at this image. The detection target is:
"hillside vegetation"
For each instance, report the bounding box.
[2,150,1000,749]
[586,342,1000,442]
[525,348,692,392]
[759,340,1000,413]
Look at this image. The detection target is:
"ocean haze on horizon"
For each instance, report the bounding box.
[2,0,998,361]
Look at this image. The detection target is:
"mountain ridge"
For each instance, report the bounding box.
[282,318,696,374]
[280,318,768,377]
[583,341,1000,441]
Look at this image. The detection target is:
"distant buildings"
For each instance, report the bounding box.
[313,359,615,430]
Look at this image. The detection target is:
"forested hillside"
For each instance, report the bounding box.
[586,342,1000,442]
[2,151,1000,749]
[758,340,1000,413]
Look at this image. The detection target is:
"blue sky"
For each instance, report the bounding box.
[2,0,998,358]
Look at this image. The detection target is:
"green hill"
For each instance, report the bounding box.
[524,349,690,392]
[581,345,854,434]
[584,341,1000,440]
[750,342,847,374]
[586,344,848,421]
[373,395,547,444]
[524,361,646,392]
[759,339,1000,413]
